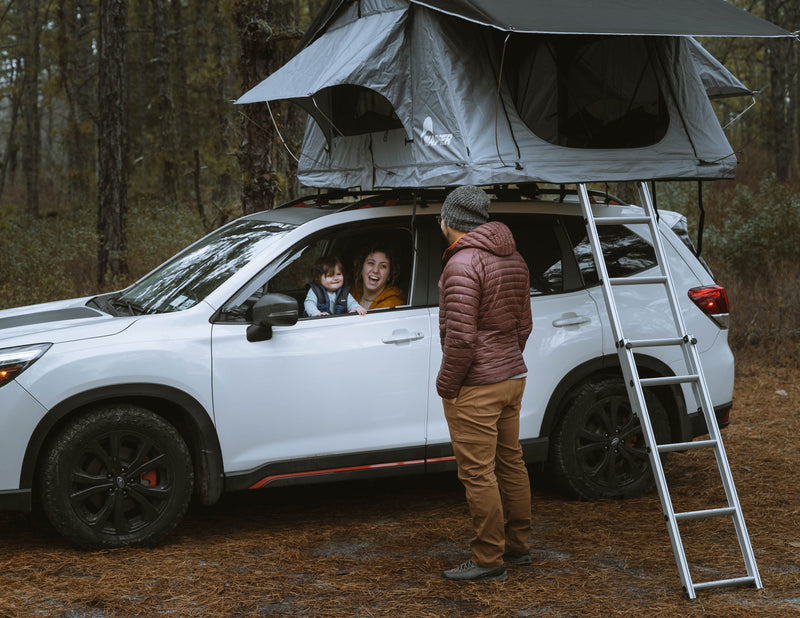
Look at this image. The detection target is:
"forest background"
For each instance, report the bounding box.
[0,0,798,362]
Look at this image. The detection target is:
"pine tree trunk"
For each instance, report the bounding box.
[235,0,302,214]
[20,0,42,219]
[97,0,129,283]
[57,0,96,211]
[763,0,792,181]
[0,63,22,206]
[171,0,191,167]
[152,0,178,206]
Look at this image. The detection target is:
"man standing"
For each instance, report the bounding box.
[437,185,533,583]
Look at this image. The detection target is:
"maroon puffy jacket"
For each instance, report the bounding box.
[436,221,533,399]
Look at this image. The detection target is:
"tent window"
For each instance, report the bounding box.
[326,85,403,136]
[506,35,669,149]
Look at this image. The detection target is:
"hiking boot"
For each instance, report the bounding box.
[502,549,532,566]
[442,560,508,582]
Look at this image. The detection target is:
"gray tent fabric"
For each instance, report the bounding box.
[687,38,752,98]
[237,9,407,107]
[236,0,787,189]
[409,0,791,37]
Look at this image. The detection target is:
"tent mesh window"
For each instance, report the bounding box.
[326,85,404,136]
[505,35,669,149]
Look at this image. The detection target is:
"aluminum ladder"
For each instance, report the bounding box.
[576,181,761,599]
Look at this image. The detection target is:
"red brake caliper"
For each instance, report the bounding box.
[140,457,157,486]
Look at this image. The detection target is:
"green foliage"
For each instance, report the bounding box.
[0,199,206,311]
[703,175,800,274]
[126,196,207,282]
[0,207,97,310]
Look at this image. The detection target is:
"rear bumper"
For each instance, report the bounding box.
[688,402,732,438]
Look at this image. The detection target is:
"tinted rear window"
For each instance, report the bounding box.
[492,215,565,296]
[569,220,657,285]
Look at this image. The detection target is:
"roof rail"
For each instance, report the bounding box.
[277,184,626,211]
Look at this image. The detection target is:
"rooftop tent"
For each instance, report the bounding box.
[236,0,791,189]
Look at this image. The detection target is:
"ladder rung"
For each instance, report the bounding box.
[625,337,686,348]
[640,374,699,387]
[674,506,736,522]
[693,576,757,592]
[609,276,666,286]
[657,439,717,454]
[593,216,652,226]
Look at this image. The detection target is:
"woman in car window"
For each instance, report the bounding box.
[352,244,406,310]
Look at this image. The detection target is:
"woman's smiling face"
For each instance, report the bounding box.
[361,251,391,295]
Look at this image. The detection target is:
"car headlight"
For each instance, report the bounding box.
[0,343,52,388]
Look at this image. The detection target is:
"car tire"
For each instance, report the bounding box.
[549,376,670,500]
[40,404,194,548]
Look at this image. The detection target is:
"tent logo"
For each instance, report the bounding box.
[420,116,453,147]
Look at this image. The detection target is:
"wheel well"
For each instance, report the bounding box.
[24,384,224,507]
[541,355,689,446]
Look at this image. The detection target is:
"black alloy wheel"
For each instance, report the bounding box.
[550,376,670,500]
[40,405,194,548]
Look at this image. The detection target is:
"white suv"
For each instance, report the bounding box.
[0,188,733,548]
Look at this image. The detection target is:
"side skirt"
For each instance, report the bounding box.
[225,437,549,492]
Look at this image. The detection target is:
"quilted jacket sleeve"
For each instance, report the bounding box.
[436,255,480,399]
[518,285,533,353]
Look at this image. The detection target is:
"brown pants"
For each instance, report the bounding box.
[443,378,532,568]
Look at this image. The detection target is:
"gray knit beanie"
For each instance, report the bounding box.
[441,185,490,232]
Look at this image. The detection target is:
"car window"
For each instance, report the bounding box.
[492,214,565,296]
[571,223,657,285]
[218,221,418,322]
[431,214,566,299]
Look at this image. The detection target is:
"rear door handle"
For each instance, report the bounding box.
[552,314,591,327]
[382,329,425,344]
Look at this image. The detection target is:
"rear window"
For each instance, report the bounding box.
[569,221,658,285]
[492,215,565,296]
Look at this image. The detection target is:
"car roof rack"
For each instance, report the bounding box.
[276,184,626,212]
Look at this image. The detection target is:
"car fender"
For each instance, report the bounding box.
[20,383,224,506]
[540,354,689,443]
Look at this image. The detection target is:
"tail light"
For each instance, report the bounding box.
[688,285,729,328]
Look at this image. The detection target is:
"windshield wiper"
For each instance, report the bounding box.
[86,294,117,315]
[110,298,155,316]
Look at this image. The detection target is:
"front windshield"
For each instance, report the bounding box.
[115,219,296,314]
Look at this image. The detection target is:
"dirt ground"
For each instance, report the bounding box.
[0,355,798,617]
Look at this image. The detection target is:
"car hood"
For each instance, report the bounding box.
[0,297,133,345]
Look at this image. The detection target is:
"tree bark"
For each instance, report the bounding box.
[0,60,22,206]
[97,0,129,283]
[763,0,794,181]
[20,0,42,218]
[235,0,302,214]
[152,0,178,206]
[56,0,96,211]
[171,0,191,163]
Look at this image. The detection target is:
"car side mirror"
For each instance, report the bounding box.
[246,293,299,342]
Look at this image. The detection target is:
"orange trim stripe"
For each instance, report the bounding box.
[248,456,456,489]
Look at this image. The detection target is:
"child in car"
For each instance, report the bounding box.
[304,255,367,316]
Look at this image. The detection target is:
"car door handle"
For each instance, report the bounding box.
[382,329,425,344]
[552,314,591,327]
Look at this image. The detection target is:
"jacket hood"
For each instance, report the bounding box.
[443,221,516,262]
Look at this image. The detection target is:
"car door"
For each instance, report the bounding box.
[210,220,432,477]
[423,212,604,449]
